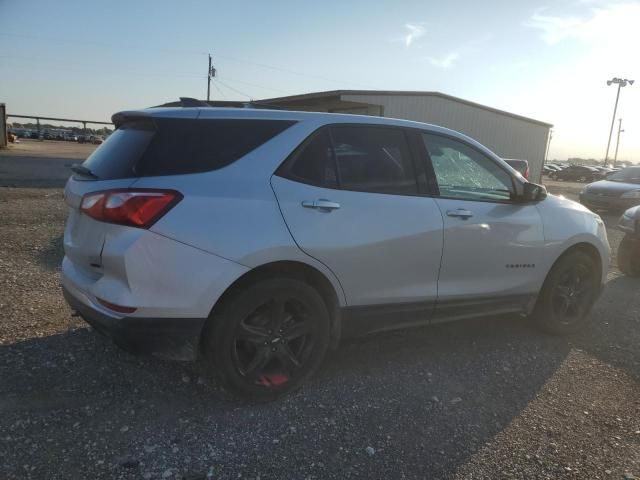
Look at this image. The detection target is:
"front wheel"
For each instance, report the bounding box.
[204,278,331,401]
[618,234,640,276]
[531,251,600,335]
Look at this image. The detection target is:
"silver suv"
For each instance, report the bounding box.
[62,106,609,400]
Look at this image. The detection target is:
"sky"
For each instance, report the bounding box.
[1,0,639,161]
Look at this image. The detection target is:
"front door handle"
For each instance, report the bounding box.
[302,199,341,211]
[446,208,473,219]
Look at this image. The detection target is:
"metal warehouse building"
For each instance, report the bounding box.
[258,90,552,182]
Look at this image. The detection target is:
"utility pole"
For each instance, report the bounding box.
[613,118,624,166]
[206,54,216,103]
[604,77,634,165]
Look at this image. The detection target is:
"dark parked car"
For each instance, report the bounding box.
[617,205,640,276]
[504,159,529,179]
[543,165,563,175]
[579,166,640,211]
[549,165,601,182]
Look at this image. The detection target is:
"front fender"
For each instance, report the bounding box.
[536,195,610,287]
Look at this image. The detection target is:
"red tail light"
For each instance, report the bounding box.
[524,166,530,179]
[81,189,182,228]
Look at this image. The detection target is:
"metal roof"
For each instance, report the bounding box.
[258,90,553,128]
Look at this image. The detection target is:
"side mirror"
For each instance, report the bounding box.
[520,182,547,202]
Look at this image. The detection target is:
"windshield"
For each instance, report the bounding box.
[606,167,640,184]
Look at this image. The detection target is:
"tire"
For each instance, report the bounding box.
[531,250,600,335]
[617,234,640,276]
[204,278,331,401]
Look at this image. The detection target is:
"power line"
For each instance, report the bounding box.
[0,55,205,78]
[214,79,254,99]
[218,75,289,95]
[211,80,227,100]
[214,53,373,88]
[0,32,207,58]
[0,32,374,88]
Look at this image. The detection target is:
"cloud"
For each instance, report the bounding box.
[427,52,459,69]
[525,2,640,46]
[513,3,640,160]
[403,23,426,47]
[525,12,583,44]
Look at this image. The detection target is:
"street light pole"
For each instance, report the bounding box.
[207,54,212,102]
[613,118,624,166]
[544,128,553,164]
[604,78,634,166]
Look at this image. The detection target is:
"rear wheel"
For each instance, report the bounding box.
[205,278,330,401]
[531,251,600,335]
[618,234,640,276]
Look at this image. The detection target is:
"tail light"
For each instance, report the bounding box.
[80,189,182,228]
[524,166,530,179]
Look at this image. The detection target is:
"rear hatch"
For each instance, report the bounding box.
[64,120,161,274]
[64,109,295,274]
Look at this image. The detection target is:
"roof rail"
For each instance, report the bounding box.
[155,97,288,110]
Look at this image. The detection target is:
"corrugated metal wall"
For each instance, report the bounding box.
[341,93,550,182]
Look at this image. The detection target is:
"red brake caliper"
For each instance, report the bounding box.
[256,374,289,387]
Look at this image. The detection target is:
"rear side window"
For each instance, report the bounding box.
[81,118,295,180]
[278,125,417,195]
[331,126,417,194]
[281,129,338,188]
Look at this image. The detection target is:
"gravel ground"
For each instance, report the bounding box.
[0,155,638,479]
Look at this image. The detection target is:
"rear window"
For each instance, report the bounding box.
[81,118,295,180]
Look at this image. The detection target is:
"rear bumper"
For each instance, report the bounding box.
[62,285,205,361]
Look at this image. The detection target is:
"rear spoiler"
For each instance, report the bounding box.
[111,111,153,128]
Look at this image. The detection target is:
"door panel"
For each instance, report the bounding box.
[434,197,544,301]
[419,131,546,316]
[271,176,443,306]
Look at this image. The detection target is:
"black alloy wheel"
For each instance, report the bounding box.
[549,262,595,326]
[532,250,599,335]
[206,278,330,401]
[232,296,315,387]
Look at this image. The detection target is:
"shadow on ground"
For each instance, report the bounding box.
[573,274,640,382]
[1,275,638,478]
[34,234,64,271]
[1,312,572,478]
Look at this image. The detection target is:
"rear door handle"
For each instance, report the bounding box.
[446,208,473,219]
[302,199,341,211]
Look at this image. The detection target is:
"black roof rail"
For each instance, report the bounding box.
[154,98,288,110]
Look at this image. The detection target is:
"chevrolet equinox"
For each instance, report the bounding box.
[62,106,610,400]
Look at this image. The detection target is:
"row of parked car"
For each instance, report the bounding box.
[9,129,104,144]
[544,163,621,182]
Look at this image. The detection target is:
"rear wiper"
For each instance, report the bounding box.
[70,163,99,179]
